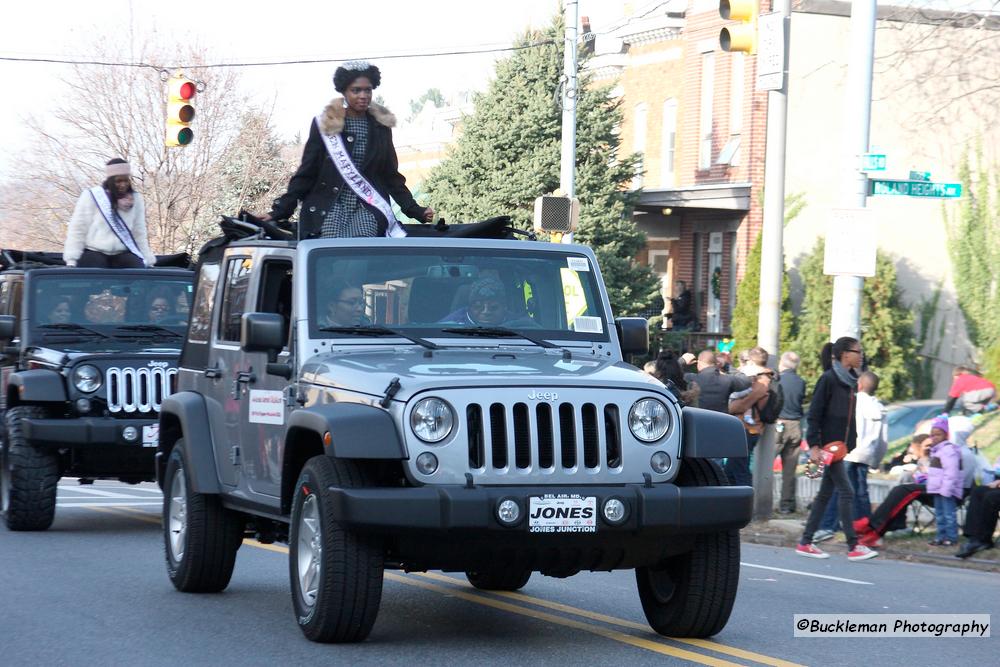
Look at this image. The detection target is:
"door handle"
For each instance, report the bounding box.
[236,371,256,384]
[204,365,221,379]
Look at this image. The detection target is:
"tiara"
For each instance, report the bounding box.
[341,60,373,71]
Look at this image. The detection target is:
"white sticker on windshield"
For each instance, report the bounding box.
[567,256,590,272]
[573,316,603,333]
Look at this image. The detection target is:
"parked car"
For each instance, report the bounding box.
[885,400,947,442]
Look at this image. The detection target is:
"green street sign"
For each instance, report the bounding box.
[908,170,931,182]
[860,153,886,171]
[869,179,962,198]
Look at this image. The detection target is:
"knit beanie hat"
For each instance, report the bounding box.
[930,416,949,435]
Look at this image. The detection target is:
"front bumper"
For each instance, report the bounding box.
[22,417,158,448]
[328,483,752,534]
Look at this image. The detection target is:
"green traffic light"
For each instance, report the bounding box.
[177,128,193,145]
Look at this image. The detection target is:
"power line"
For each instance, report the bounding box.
[0,40,556,72]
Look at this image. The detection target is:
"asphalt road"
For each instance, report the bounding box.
[2,480,997,666]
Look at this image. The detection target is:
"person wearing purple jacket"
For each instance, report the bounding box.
[925,416,963,546]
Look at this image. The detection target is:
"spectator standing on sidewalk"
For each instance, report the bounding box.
[776,351,806,514]
[925,417,962,547]
[684,350,752,415]
[795,337,877,561]
[725,347,776,487]
[840,371,888,523]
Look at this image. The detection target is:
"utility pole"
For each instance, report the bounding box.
[829,0,876,341]
[560,0,579,243]
[752,0,791,522]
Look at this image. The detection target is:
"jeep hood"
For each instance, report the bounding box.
[300,348,668,401]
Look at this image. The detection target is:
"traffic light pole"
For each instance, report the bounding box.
[829,0,876,342]
[559,0,578,244]
[753,0,791,522]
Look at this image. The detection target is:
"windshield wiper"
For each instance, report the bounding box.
[37,323,110,338]
[319,325,439,351]
[113,324,183,338]
[439,326,559,349]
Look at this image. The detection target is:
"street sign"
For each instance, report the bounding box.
[869,179,962,198]
[860,153,886,171]
[756,12,786,91]
[824,208,876,277]
[908,170,931,182]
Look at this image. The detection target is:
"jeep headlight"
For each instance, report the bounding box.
[410,397,454,443]
[73,364,103,394]
[629,398,669,442]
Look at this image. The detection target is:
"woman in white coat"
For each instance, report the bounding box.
[63,158,157,268]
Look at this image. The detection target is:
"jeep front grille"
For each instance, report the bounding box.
[465,401,621,473]
[105,366,176,413]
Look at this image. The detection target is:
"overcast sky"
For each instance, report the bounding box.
[0,0,994,176]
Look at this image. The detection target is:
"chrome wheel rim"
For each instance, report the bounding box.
[168,467,187,562]
[297,493,322,608]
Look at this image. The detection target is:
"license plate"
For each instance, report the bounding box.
[142,424,159,448]
[527,495,597,533]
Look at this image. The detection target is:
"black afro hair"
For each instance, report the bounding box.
[333,62,381,93]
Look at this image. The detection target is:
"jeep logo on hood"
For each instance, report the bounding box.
[148,360,170,368]
[527,390,558,401]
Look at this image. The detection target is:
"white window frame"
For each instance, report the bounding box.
[632,102,648,189]
[699,52,715,171]
[660,98,677,187]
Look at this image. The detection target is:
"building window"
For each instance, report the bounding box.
[699,52,715,170]
[632,102,648,189]
[661,98,677,187]
[728,53,744,166]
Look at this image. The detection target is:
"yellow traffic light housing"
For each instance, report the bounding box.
[719,0,758,54]
[165,74,196,147]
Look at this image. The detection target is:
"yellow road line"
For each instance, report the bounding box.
[241,539,742,667]
[89,506,161,525]
[415,572,803,667]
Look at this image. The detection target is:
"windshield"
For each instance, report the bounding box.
[308,247,608,342]
[28,273,193,347]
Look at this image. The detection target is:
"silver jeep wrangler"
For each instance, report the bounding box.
[157,226,751,643]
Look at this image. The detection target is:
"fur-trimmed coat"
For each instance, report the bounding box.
[269,98,425,238]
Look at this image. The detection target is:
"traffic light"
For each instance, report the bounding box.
[165,74,196,147]
[719,0,758,54]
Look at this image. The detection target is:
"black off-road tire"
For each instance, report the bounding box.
[636,458,740,638]
[289,456,384,643]
[465,569,532,591]
[163,444,243,592]
[2,406,59,531]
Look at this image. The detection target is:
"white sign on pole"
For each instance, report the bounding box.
[823,208,877,277]
[756,12,786,91]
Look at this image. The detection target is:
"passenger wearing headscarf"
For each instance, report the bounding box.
[263,61,434,239]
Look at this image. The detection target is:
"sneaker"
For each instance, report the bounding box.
[847,544,879,561]
[812,529,836,543]
[858,532,883,548]
[796,543,830,559]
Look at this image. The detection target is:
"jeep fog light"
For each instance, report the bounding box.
[122,426,139,442]
[629,398,669,442]
[496,498,521,526]
[603,498,628,525]
[410,397,454,443]
[75,398,92,414]
[650,451,671,474]
[415,452,438,475]
[73,364,102,393]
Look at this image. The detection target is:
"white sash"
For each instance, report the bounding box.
[314,116,406,238]
[89,186,144,260]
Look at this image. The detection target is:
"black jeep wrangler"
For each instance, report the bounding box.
[0,251,192,530]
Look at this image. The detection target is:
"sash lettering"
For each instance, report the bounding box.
[89,186,144,261]
[314,116,406,238]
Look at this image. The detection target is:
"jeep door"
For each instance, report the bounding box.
[237,252,293,499]
[0,275,22,411]
[211,252,255,488]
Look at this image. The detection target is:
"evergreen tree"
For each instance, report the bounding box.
[423,18,658,315]
[946,150,1000,382]
[792,238,919,401]
[729,193,804,353]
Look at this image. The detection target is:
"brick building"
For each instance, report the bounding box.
[589,0,770,334]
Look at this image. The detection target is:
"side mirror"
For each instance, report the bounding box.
[615,317,649,357]
[0,315,16,341]
[241,312,285,355]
